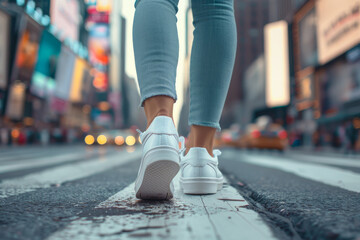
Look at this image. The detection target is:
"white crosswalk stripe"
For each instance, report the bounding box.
[0,149,52,162]
[0,149,141,198]
[0,152,101,174]
[286,152,360,168]
[47,175,276,240]
[236,153,360,193]
[0,146,88,162]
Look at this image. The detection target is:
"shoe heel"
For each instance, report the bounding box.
[136,148,180,200]
[181,180,222,195]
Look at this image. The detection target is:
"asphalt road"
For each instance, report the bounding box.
[0,145,359,240]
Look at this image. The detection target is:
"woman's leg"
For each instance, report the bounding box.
[187,0,237,155]
[133,0,180,127]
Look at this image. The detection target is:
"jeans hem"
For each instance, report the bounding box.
[139,93,177,108]
[188,121,221,132]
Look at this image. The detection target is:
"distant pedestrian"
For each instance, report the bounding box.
[133,0,237,200]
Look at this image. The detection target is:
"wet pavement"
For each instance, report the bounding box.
[0,145,359,240]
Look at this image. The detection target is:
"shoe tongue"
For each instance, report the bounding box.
[148,116,177,134]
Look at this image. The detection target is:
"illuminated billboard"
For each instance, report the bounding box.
[264,21,290,107]
[0,10,10,90]
[316,0,360,64]
[69,58,86,103]
[50,0,80,41]
[86,0,111,24]
[11,15,43,85]
[88,24,110,65]
[88,24,110,91]
[96,0,112,12]
[31,30,62,98]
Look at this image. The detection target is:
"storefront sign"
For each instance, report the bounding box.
[298,76,313,100]
[5,82,26,120]
[316,0,360,64]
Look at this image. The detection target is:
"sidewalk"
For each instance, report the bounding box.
[47,175,276,240]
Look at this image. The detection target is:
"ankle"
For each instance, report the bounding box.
[185,125,216,156]
[144,96,174,129]
[147,112,173,129]
[185,141,214,157]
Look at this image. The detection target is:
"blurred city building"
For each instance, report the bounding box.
[222,0,306,128]
[179,0,360,152]
[108,0,145,129]
[242,55,266,126]
[0,0,145,146]
[109,0,124,128]
[0,0,94,145]
[290,0,360,151]
[1,0,359,152]
[179,0,307,134]
[222,0,271,128]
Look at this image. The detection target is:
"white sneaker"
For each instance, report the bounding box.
[179,144,224,194]
[135,116,181,200]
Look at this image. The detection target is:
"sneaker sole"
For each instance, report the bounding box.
[180,178,223,195]
[135,148,180,200]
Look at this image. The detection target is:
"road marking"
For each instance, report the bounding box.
[239,153,360,193]
[0,146,89,162]
[0,149,54,162]
[0,149,141,198]
[47,175,276,240]
[0,152,102,174]
[0,147,40,155]
[287,153,360,168]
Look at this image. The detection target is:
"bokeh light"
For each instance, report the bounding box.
[125,136,136,146]
[115,136,124,146]
[97,135,107,145]
[11,129,20,139]
[85,135,95,145]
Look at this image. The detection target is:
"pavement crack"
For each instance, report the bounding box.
[201,196,222,240]
[98,224,172,237]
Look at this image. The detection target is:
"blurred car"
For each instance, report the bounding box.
[237,116,288,150]
[84,129,140,147]
[214,124,241,148]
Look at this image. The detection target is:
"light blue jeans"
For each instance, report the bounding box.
[133,0,237,131]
